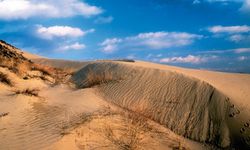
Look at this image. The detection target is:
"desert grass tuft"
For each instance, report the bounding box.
[0,112,9,118]
[113,59,135,63]
[31,64,53,76]
[13,88,39,97]
[0,72,13,86]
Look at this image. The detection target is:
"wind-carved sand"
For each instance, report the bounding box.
[1,40,250,149]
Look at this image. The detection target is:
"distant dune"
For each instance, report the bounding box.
[1,40,250,149]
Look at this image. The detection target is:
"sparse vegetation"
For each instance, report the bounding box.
[13,88,39,97]
[0,112,9,118]
[101,115,147,150]
[75,115,148,150]
[113,59,135,63]
[30,64,73,85]
[0,72,13,86]
[31,64,53,76]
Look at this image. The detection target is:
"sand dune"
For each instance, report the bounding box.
[1,40,250,149]
[72,61,250,149]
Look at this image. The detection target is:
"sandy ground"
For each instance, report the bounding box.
[70,60,250,148]
[1,57,250,149]
[0,65,209,150]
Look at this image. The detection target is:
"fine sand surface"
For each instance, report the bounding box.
[31,58,250,149]
[0,65,207,150]
[1,41,250,150]
[70,61,250,149]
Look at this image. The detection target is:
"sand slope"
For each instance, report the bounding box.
[72,61,250,149]
[0,66,105,150]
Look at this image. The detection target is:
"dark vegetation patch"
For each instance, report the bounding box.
[0,112,9,118]
[0,72,13,86]
[113,59,135,63]
[13,88,39,97]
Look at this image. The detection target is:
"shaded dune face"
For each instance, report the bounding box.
[72,62,249,148]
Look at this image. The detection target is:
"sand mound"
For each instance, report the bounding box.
[72,61,250,149]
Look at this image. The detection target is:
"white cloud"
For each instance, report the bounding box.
[206,0,239,2]
[234,48,250,53]
[94,16,113,24]
[205,0,250,14]
[100,32,202,53]
[0,0,102,20]
[36,25,94,40]
[229,34,245,42]
[240,0,250,13]
[126,32,202,49]
[238,56,248,61]
[193,0,201,4]
[208,25,250,43]
[58,42,86,52]
[199,48,250,54]
[208,25,250,34]
[159,55,217,64]
[126,54,136,59]
[100,38,122,53]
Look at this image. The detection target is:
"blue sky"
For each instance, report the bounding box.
[0,0,250,73]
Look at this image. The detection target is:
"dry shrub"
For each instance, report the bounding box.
[102,117,147,150]
[0,112,9,118]
[14,88,39,97]
[0,55,31,76]
[0,56,18,70]
[0,72,13,86]
[31,64,53,76]
[16,61,31,75]
[99,108,152,150]
[113,59,135,63]
[31,64,73,85]
[75,106,190,150]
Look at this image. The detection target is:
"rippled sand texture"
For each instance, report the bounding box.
[72,61,250,149]
[0,81,105,150]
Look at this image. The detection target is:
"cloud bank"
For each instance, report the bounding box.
[208,25,250,34]
[57,42,86,52]
[100,32,202,53]
[159,55,217,64]
[0,0,102,20]
[36,25,94,40]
